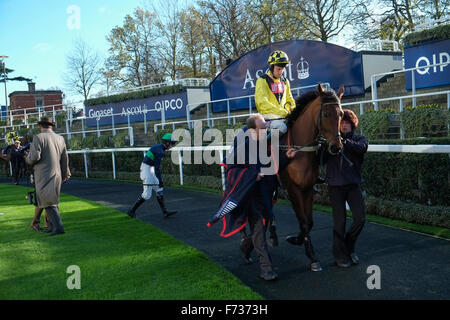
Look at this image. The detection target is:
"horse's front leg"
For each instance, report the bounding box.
[285,183,322,271]
[302,188,322,271]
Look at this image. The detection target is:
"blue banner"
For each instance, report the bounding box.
[1,105,5,120]
[85,91,188,127]
[210,40,364,113]
[404,39,450,90]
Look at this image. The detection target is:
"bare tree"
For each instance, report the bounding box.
[418,0,449,20]
[106,8,163,88]
[63,39,102,101]
[150,0,185,81]
[198,0,260,64]
[352,0,442,43]
[179,6,208,78]
[287,0,366,42]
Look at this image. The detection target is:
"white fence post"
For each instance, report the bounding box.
[83,152,89,178]
[219,151,226,191]
[112,151,116,180]
[399,99,405,140]
[178,150,183,185]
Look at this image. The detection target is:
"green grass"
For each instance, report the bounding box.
[0,184,262,300]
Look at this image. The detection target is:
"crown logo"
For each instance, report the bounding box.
[297,57,310,80]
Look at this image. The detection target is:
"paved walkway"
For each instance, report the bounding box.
[6,178,449,299]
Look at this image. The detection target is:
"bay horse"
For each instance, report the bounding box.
[279,83,344,272]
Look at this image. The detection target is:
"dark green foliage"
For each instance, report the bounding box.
[403,24,450,46]
[360,109,394,140]
[81,135,96,149]
[27,117,38,124]
[97,135,114,148]
[362,152,448,206]
[112,133,129,147]
[67,136,82,150]
[364,196,449,228]
[85,85,185,106]
[55,112,67,128]
[400,104,448,138]
[369,137,450,144]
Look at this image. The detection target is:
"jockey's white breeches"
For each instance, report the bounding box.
[140,163,163,200]
[269,119,287,134]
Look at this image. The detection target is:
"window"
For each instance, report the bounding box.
[35,98,43,113]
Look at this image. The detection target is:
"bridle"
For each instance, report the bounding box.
[282,98,341,154]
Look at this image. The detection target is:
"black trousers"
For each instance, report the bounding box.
[240,197,273,273]
[328,184,366,262]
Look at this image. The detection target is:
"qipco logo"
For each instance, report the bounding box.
[155,98,184,112]
[415,51,449,75]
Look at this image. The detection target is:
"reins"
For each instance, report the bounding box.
[281,99,338,154]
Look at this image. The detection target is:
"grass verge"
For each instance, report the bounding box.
[0,184,262,300]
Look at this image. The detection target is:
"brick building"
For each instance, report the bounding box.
[8,82,63,117]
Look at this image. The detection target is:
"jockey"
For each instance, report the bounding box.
[255,50,296,135]
[127,132,178,218]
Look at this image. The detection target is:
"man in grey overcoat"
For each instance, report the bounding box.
[26,117,71,236]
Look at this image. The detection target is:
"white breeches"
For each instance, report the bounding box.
[140,163,163,200]
[269,119,287,134]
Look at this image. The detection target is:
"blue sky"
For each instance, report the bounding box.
[0,0,149,105]
[0,0,353,107]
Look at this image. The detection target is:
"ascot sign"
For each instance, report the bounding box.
[242,56,311,89]
[85,92,187,127]
[210,39,364,113]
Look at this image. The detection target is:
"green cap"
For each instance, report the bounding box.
[161,133,174,142]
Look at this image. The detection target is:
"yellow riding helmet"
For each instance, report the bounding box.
[268,50,290,66]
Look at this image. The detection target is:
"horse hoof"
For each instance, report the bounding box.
[311,262,322,272]
[285,235,303,246]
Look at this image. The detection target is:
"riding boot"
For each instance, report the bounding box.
[127,196,145,218]
[156,195,177,218]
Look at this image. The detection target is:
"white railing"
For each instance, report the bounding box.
[371,62,449,110]
[352,40,400,52]
[67,144,450,190]
[342,90,450,139]
[0,102,71,127]
[154,83,331,132]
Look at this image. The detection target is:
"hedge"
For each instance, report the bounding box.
[360,105,449,140]
[360,109,394,140]
[85,84,185,106]
[400,104,448,138]
[403,24,450,46]
[362,152,448,206]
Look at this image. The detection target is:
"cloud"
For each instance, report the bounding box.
[33,43,52,53]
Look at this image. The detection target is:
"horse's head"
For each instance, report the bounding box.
[317,84,344,155]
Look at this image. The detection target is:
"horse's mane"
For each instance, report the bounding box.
[286,89,339,128]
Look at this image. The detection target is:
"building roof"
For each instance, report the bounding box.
[9,90,63,97]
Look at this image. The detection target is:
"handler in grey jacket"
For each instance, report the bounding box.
[26,117,71,236]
